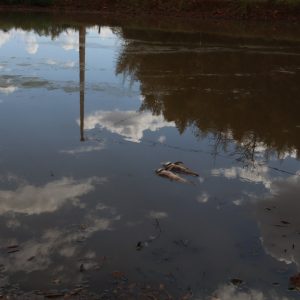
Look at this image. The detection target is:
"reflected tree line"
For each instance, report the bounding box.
[115,28,300,161]
[2,22,299,160]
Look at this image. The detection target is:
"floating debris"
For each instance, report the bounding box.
[27,256,35,261]
[163,161,199,177]
[45,293,64,298]
[70,288,83,296]
[156,168,188,184]
[6,245,19,249]
[136,241,143,251]
[7,249,20,254]
[230,278,243,286]
[290,273,300,290]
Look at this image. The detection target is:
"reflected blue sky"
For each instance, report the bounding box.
[0,23,300,298]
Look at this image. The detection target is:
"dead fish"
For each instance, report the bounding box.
[163,161,199,177]
[156,168,188,184]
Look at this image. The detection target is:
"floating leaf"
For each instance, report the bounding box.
[112,271,125,279]
[230,278,243,285]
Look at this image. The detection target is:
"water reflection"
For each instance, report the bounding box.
[256,173,300,267]
[0,176,105,215]
[116,28,300,161]
[82,110,175,143]
[0,29,38,54]
[0,19,300,298]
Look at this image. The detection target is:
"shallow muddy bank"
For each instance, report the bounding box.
[0,0,300,22]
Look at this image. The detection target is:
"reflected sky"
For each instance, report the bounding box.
[0,18,300,298]
[82,110,175,143]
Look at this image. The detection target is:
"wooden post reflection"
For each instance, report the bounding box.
[79,26,86,142]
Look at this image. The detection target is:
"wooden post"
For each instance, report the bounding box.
[79,26,86,142]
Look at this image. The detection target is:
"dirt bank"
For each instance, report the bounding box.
[0,0,299,22]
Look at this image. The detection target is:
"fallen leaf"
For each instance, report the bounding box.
[112,271,125,279]
[290,273,300,289]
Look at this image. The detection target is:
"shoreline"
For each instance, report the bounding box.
[1,10,300,45]
[0,0,300,23]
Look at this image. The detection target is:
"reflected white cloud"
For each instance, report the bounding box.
[60,143,105,155]
[59,29,79,51]
[158,135,166,143]
[0,29,39,54]
[252,142,298,160]
[0,31,10,47]
[45,59,76,68]
[211,165,272,189]
[278,150,298,160]
[0,213,119,273]
[256,173,300,268]
[148,211,168,219]
[197,192,209,203]
[82,110,175,143]
[64,61,76,68]
[0,86,18,95]
[0,176,106,215]
[209,284,290,300]
[100,26,115,39]
[25,34,38,54]
[46,59,57,65]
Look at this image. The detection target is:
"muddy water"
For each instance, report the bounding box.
[0,14,300,299]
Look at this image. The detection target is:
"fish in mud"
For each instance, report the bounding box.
[155,168,188,184]
[163,161,199,177]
